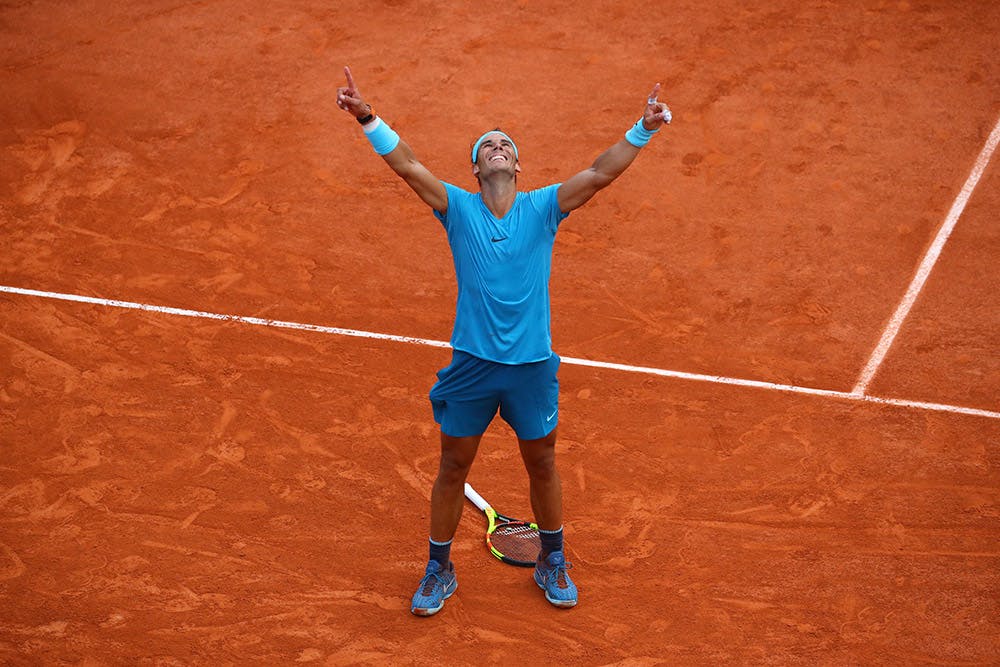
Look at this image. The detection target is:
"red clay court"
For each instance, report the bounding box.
[1,1,998,664]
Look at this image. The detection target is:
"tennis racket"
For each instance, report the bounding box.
[464,482,541,568]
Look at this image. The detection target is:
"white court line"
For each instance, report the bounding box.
[2,285,998,420]
[853,115,1000,396]
[0,285,452,349]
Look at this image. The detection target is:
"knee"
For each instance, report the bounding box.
[524,456,556,482]
[521,438,557,481]
[435,433,481,485]
[437,449,475,484]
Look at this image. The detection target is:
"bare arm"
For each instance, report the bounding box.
[557,83,671,214]
[337,66,448,213]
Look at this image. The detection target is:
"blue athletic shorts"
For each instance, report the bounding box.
[429,350,560,440]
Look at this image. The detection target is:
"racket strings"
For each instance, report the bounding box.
[491,523,541,562]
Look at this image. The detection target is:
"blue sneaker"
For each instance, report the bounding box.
[410,560,457,616]
[534,551,577,608]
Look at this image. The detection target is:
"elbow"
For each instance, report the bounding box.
[592,172,615,191]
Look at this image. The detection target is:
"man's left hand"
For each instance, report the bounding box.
[642,83,672,130]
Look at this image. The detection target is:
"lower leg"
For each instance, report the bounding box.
[519,429,578,608]
[518,428,562,532]
[410,431,481,616]
[427,432,482,560]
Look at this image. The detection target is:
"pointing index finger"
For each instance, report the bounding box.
[647,82,661,105]
[344,65,357,91]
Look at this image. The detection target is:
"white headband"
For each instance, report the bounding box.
[471,130,519,163]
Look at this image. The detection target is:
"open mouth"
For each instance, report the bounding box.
[489,154,508,163]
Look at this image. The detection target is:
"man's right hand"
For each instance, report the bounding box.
[336,66,371,119]
[336,65,447,213]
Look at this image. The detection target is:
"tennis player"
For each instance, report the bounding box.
[336,66,671,616]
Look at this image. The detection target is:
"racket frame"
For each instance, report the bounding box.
[464,483,540,567]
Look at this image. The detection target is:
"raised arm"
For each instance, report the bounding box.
[337,66,448,213]
[556,84,671,214]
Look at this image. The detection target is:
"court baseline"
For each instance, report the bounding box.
[2,284,996,421]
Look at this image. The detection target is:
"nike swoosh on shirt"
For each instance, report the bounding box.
[491,236,508,242]
[546,409,557,422]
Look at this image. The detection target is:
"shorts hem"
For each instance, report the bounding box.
[512,419,557,441]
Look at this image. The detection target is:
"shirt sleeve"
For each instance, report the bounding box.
[531,183,570,233]
[432,181,463,229]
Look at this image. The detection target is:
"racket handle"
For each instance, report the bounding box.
[464,483,491,512]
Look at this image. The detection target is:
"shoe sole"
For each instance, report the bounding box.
[410,581,457,617]
[534,574,577,608]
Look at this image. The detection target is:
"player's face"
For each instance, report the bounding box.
[475,133,518,175]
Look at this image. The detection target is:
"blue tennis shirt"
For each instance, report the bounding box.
[433,181,570,364]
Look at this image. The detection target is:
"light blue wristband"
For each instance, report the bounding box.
[624,118,658,147]
[362,117,400,155]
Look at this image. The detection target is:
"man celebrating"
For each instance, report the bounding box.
[336,67,670,616]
